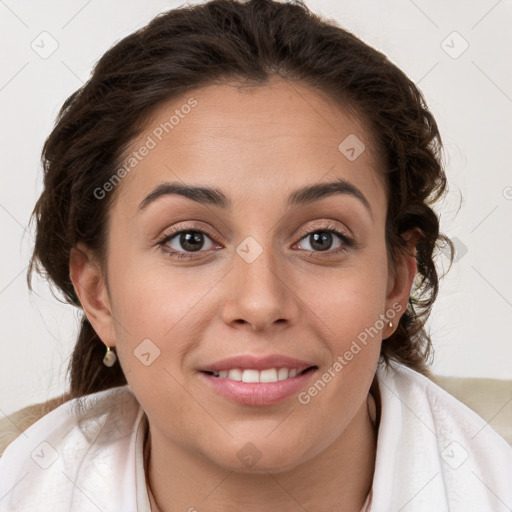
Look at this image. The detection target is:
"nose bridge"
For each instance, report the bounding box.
[221,234,297,330]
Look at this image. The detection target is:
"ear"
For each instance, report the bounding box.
[384,227,422,335]
[69,243,116,348]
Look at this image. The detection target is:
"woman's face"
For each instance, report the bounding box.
[74,79,414,473]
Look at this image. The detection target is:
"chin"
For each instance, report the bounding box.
[208,440,311,475]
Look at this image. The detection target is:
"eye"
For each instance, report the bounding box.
[295,223,354,255]
[157,227,220,259]
[156,222,354,260]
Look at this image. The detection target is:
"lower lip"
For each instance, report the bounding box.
[198,368,317,406]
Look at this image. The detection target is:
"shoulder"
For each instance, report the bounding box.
[0,385,144,511]
[377,361,512,447]
[380,362,512,443]
[372,362,512,510]
[0,386,139,457]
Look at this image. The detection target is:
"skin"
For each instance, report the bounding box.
[70,78,419,512]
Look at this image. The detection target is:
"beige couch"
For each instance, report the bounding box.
[0,376,511,458]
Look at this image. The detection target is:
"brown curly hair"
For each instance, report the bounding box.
[28,0,454,399]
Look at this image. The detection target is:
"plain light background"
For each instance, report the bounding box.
[1,0,511,416]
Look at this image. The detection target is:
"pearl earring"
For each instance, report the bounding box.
[103,346,117,367]
[388,320,393,328]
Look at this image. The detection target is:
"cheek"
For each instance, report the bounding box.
[107,250,212,334]
[303,271,385,393]
[105,251,225,385]
[293,261,388,428]
[303,253,389,343]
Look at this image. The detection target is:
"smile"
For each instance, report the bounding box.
[199,366,318,406]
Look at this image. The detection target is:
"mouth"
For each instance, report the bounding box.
[198,366,319,406]
[201,366,318,382]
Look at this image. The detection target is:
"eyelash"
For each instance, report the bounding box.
[156,222,354,260]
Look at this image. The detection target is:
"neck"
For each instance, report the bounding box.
[145,390,378,512]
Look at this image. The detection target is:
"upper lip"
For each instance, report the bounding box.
[198,354,317,373]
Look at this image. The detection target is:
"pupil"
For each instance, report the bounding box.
[181,232,203,252]
[311,232,332,251]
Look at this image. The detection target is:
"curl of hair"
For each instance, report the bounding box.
[28,0,454,398]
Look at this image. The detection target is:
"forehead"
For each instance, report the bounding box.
[112,79,386,217]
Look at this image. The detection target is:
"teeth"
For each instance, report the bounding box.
[227,369,243,381]
[260,368,278,383]
[277,368,289,380]
[209,367,308,382]
[242,369,260,383]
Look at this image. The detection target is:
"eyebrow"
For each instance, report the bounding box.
[138,178,373,219]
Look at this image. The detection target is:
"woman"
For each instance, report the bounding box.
[0,0,510,510]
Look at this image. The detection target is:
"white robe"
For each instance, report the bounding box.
[0,361,511,511]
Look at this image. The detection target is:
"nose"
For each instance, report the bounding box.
[220,241,300,333]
